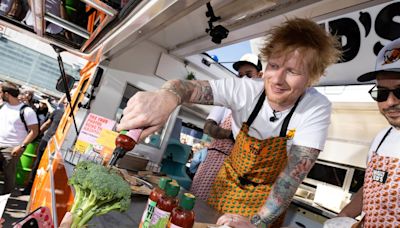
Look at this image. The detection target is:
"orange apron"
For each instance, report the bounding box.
[208,91,300,227]
[363,127,400,227]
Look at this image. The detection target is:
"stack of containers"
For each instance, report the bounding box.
[16,142,38,185]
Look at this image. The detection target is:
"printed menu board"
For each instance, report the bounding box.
[74,113,118,163]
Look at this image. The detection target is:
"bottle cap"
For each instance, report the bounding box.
[180,193,196,210]
[158,177,172,190]
[165,181,180,197]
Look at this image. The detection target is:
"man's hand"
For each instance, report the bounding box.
[217,214,256,228]
[117,90,179,140]
[11,145,24,157]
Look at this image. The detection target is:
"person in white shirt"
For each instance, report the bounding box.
[190,53,263,201]
[117,18,341,227]
[0,81,39,194]
[337,37,400,227]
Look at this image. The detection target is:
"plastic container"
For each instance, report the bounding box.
[15,141,38,186]
[24,142,38,156]
[19,153,37,169]
[16,167,32,186]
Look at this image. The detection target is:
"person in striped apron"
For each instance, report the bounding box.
[190,53,263,201]
[337,38,400,227]
[117,18,342,227]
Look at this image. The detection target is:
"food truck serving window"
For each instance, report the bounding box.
[304,161,348,188]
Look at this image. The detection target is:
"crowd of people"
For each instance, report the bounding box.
[0,81,65,196]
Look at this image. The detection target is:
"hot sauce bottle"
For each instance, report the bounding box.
[108,129,142,166]
[150,181,180,228]
[168,193,196,228]
[140,177,172,228]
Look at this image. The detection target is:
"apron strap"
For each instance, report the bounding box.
[246,90,266,126]
[208,147,230,156]
[245,90,302,137]
[279,96,302,137]
[375,127,392,154]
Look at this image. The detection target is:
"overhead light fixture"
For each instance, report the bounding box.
[205,2,229,44]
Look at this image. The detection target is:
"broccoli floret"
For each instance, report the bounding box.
[68,161,131,228]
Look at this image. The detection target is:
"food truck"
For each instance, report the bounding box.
[0,0,398,227]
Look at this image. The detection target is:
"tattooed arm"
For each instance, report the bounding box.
[258,145,320,225]
[117,80,214,139]
[161,80,214,105]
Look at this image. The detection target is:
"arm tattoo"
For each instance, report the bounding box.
[203,119,231,139]
[258,145,320,224]
[161,80,214,105]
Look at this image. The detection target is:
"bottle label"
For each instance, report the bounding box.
[151,207,172,228]
[140,199,157,228]
[126,129,142,142]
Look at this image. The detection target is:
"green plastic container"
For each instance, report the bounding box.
[19,152,37,169]
[15,142,38,186]
[24,142,38,156]
[16,167,32,186]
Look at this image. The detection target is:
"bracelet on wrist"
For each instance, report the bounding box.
[160,88,182,105]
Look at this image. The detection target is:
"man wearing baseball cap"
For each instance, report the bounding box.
[190,53,263,201]
[233,53,263,78]
[338,38,400,227]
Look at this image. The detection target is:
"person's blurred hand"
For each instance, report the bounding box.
[59,212,73,228]
[117,90,179,140]
[0,218,5,228]
[217,213,256,228]
[11,145,24,157]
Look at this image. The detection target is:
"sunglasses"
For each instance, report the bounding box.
[368,85,400,102]
[237,73,254,78]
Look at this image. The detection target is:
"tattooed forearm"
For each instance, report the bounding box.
[203,119,231,139]
[258,145,320,224]
[161,80,214,105]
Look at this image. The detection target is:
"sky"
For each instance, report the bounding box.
[207,41,252,73]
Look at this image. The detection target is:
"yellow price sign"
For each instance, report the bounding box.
[74,140,90,154]
[96,129,119,149]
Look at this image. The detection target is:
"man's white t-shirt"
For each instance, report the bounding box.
[367,127,400,163]
[0,103,38,147]
[210,77,332,151]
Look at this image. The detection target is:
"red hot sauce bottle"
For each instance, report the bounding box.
[109,129,142,166]
[168,193,196,228]
[140,177,172,228]
[150,181,180,228]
